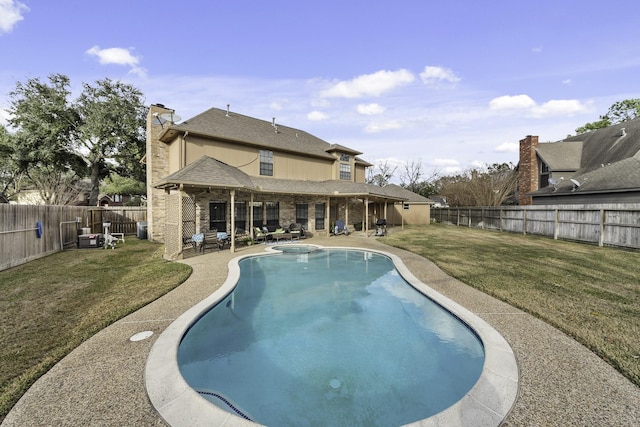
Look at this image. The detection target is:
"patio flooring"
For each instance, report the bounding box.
[2,232,639,426]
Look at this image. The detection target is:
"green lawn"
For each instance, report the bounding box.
[381,224,640,388]
[0,239,192,422]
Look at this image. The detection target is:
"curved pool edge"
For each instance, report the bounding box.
[145,245,518,427]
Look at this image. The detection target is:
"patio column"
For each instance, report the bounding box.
[230,190,236,253]
[326,196,331,237]
[383,200,387,222]
[250,192,254,240]
[365,197,369,237]
[178,184,184,258]
[345,197,349,232]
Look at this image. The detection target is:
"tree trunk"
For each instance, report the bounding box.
[89,162,100,206]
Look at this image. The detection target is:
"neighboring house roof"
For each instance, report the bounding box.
[530,118,640,197]
[159,107,370,165]
[536,141,582,171]
[155,155,414,201]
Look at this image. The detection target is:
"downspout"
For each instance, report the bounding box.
[182,131,189,168]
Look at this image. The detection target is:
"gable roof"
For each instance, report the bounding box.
[159,107,370,164]
[536,141,582,171]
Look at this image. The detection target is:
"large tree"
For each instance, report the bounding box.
[75,78,147,204]
[7,74,87,204]
[576,98,640,134]
[0,125,20,203]
[437,163,516,207]
[7,74,147,205]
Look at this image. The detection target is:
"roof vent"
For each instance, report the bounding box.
[226,104,230,117]
[272,117,276,127]
[620,127,626,137]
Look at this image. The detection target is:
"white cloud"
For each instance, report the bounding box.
[320,69,415,98]
[364,120,403,133]
[562,79,572,85]
[489,94,536,110]
[531,99,589,117]
[307,110,329,121]
[357,103,385,115]
[532,46,543,53]
[419,66,461,86]
[0,0,28,34]
[430,158,460,167]
[86,45,146,77]
[494,142,519,153]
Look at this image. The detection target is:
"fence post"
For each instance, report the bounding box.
[468,208,472,228]
[554,209,559,240]
[523,208,527,235]
[599,209,605,247]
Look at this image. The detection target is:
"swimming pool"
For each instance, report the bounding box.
[146,246,518,426]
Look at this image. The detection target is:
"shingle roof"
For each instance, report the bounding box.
[530,118,640,196]
[536,141,582,170]
[154,156,255,190]
[154,156,414,201]
[160,107,357,162]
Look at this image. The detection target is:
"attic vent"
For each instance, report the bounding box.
[272,117,276,127]
[620,127,626,137]
[226,104,230,117]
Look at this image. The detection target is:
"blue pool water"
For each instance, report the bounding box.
[177,249,484,426]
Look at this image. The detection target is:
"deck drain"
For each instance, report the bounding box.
[130,331,153,342]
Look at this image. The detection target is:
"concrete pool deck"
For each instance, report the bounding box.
[2,233,640,426]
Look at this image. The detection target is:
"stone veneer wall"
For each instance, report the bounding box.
[192,191,365,234]
[518,135,539,206]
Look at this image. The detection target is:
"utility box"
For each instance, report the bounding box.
[137,221,148,239]
[78,234,103,248]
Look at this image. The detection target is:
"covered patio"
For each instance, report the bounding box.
[153,156,407,259]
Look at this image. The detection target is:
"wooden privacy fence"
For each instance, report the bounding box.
[0,205,147,271]
[432,204,640,250]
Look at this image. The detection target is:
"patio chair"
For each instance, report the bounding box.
[289,223,305,240]
[201,230,228,252]
[334,220,348,235]
[253,227,270,243]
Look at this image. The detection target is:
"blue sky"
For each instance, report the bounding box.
[1,0,639,178]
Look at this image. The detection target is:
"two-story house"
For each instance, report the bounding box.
[146,104,431,258]
[518,117,640,205]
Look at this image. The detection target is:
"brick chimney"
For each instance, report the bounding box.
[518,135,539,205]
